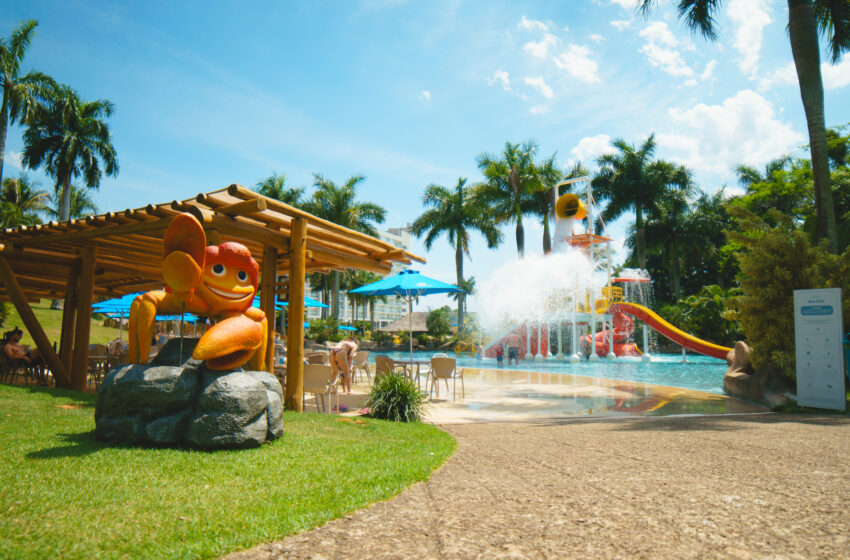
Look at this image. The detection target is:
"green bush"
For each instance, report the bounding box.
[364,372,427,422]
[658,285,744,345]
[307,318,342,344]
[726,208,850,379]
[372,330,390,345]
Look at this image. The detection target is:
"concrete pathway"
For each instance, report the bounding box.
[226,413,850,560]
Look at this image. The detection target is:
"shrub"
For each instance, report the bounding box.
[372,330,390,345]
[726,208,850,379]
[658,285,744,345]
[364,372,427,422]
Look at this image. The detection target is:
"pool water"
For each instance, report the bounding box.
[372,351,729,394]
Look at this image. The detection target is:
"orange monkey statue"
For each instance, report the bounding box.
[128,213,267,371]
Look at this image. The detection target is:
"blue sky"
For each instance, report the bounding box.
[3,0,849,312]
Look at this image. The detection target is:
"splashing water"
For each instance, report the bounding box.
[477,248,600,334]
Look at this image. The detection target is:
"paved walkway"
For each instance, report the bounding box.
[227,413,850,560]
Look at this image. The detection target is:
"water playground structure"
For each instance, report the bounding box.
[483,177,732,363]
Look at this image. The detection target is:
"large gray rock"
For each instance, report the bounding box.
[724,341,796,408]
[95,338,284,449]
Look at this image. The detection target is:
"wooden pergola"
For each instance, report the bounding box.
[0,184,424,410]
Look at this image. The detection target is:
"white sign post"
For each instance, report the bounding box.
[794,288,845,411]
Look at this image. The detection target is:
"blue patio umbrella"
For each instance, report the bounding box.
[349,269,462,362]
[338,325,358,331]
[251,295,329,309]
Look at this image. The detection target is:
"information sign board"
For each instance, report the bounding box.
[794,288,845,411]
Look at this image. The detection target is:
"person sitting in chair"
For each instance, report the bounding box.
[330,335,358,395]
[2,327,42,367]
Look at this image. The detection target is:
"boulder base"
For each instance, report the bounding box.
[723,341,795,408]
[95,338,283,449]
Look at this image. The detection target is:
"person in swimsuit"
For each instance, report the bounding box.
[2,327,42,367]
[330,336,358,394]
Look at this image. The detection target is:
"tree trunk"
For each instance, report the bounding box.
[331,271,340,320]
[455,236,464,332]
[788,0,838,253]
[0,89,8,188]
[542,213,551,254]
[60,175,72,221]
[635,205,646,269]
[515,217,525,258]
[369,299,375,333]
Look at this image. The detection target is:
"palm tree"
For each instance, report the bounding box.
[475,140,541,257]
[411,177,502,330]
[43,183,98,220]
[255,172,304,207]
[21,84,118,220]
[303,173,386,319]
[639,0,849,254]
[0,20,57,187]
[531,153,564,254]
[592,134,693,269]
[449,276,476,317]
[735,156,792,189]
[638,190,695,301]
[0,173,46,227]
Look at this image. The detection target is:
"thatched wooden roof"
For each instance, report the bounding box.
[0,184,425,301]
[378,312,429,332]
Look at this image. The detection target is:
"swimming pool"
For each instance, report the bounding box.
[371,351,729,394]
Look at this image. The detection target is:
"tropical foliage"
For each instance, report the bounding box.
[658,285,743,346]
[0,19,57,186]
[42,183,98,220]
[255,172,304,206]
[475,140,541,257]
[364,371,427,422]
[21,84,118,220]
[0,173,45,227]
[426,305,452,340]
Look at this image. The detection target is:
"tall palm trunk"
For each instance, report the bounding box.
[0,92,8,187]
[59,175,72,221]
[369,299,375,333]
[542,214,551,254]
[788,0,838,253]
[515,216,525,258]
[634,205,646,270]
[455,234,464,332]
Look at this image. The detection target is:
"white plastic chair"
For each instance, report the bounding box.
[428,357,464,401]
[302,364,339,413]
[351,351,371,384]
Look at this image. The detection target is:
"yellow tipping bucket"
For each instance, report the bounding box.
[555,193,587,220]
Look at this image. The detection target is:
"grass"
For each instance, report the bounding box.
[0,384,456,559]
[2,299,125,347]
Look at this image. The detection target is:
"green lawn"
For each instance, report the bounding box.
[0,384,456,559]
[2,299,125,347]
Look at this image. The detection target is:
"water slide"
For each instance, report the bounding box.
[607,302,732,360]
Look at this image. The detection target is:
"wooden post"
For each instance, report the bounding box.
[59,262,80,384]
[260,244,278,376]
[70,247,96,391]
[0,256,70,387]
[285,218,306,411]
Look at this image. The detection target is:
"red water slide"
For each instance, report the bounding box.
[607,302,732,360]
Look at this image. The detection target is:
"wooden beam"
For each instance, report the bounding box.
[213,197,267,216]
[260,245,278,376]
[59,262,80,383]
[285,218,306,412]
[70,247,96,391]
[0,256,70,387]
[10,218,169,247]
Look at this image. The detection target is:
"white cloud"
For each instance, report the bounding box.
[822,57,850,89]
[589,34,604,43]
[611,20,631,31]
[530,105,550,115]
[700,60,718,81]
[728,0,772,76]
[656,89,805,175]
[419,90,431,102]
[487,69,511,91]
[758,62,796,91]
[639,21,694,78]
[519,15,549,32]
[4,151,23,171]
[609,0,637,8]
[524,76,555,98]
[554,45,601,83]
[523,33,559,59]
[571,134,614,164]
